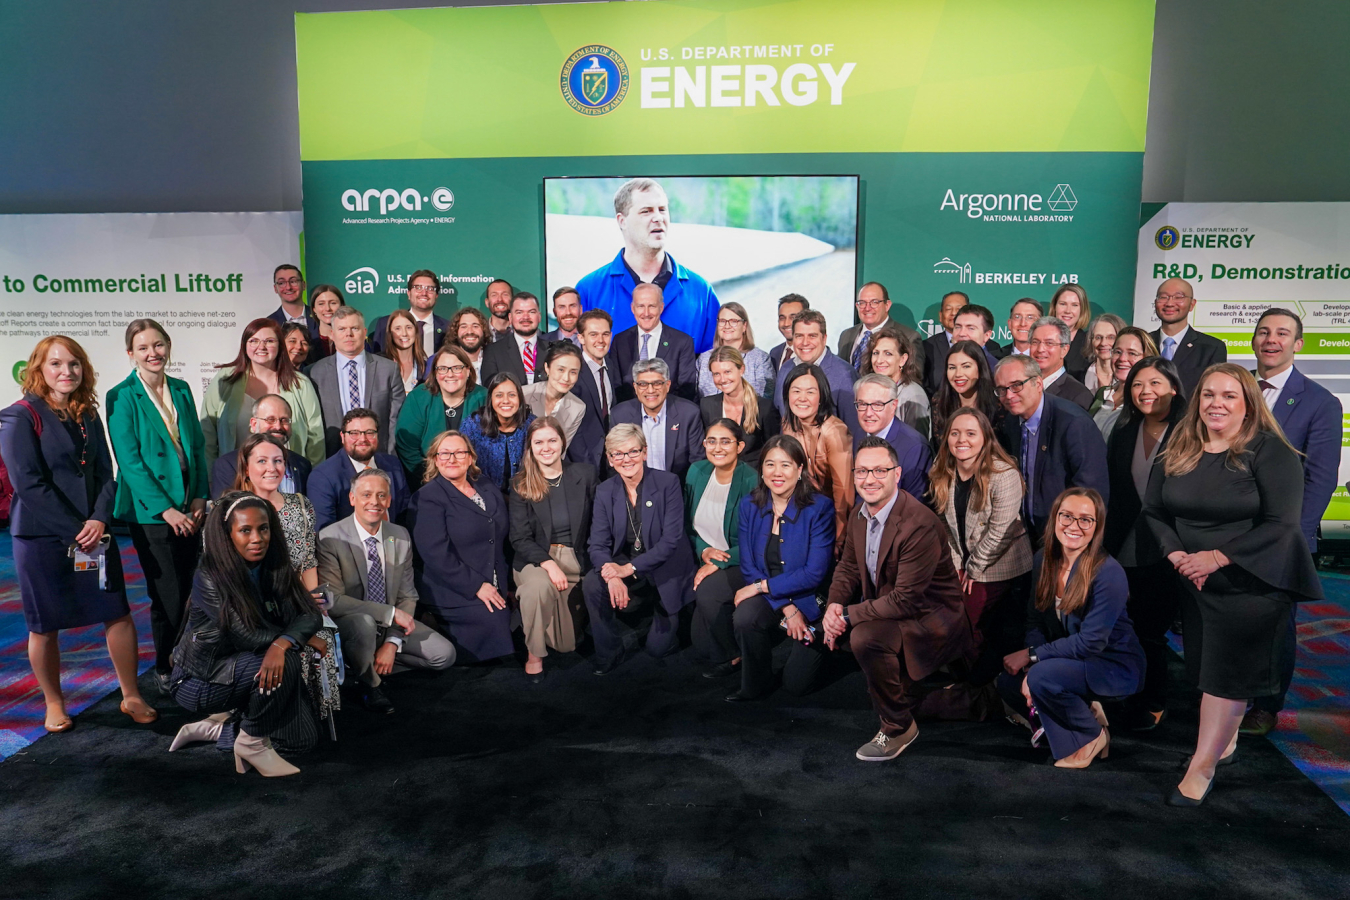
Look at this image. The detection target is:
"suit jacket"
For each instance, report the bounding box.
[838,321,926,374]
[308,352,406,456]
[1266,365,1343,550]
[853,418,932,504]
[684,460,759,569]
[938,462,1033,582]
[1150,326,1227,396]
[588,467,695,612]
[610,324,699,401]
[1064,329,1090,382]
[0,395,116,539]
[827,489,973,681]
[541,328,582,347]
[210,448,311,500]
[409,475,510,610]
[1103,404,1184,566]
[1044,371,1095,411]
[922,332,951,396]
[522,382,586,447]
[317,517,418,630]
[480,331,546,386]
[508,462,597,572]
[1024,554,1145,699]
[611,396,705,480]
[307,449,410,531]
[105,371,209,523]
[368,312,449,356]
[571,356,620,431]
[738,491,836,621]
[698,393,781,466]
[999,394,1110,542]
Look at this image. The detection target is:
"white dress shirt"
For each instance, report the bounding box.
[585,354,614,412]
[410,309,437,357]
[1259,365,1293,409]
[349,514,402,649]
[637,322,664,360]
[337,351,368,414]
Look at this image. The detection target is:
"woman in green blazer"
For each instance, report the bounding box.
[685,418,760,678]
[106,319,210,691]
[395,344,487,478]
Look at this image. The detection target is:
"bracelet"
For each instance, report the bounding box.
[785,609,800,620]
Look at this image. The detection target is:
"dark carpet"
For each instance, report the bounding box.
[2,632,1347,900]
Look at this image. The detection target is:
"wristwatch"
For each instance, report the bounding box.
[840,608,851,626]
[1027,647,1039,665]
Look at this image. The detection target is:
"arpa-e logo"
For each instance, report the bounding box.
[344,267,379,295]
[341,187,454,216]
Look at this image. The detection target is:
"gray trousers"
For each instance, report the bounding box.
[334,610,456,687]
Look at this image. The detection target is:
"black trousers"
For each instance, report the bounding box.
[170,650,317,753]
[693,567,746,663]
[733,594,826,697]
[129,522,200,673]
[1254,603,1299,714]
[582,571,679,665]
[1124,561,1182,712]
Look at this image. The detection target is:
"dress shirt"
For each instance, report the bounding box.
[337,351,368,415]
[638,322,664,361]
[349,454,376,475]
[1258,365,1293,409]
[849,327,874,366]
[642,403,668,471]
[1010,345,1030,356]
[513,330,540,376]
[1158,324,1190,361]
[860,490,900,585]
[1041,366,1066,390]
[1020,396,1046,518]
[584,354,614,415]
[348,514,402,649]
[411,309,437,357]
[470,354,483,383]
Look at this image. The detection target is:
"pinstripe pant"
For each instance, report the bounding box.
[171,650,318,753]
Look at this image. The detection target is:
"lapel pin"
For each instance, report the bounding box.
[645,500,653,507]
[1287,398,1296,405]
[671,423,680,431]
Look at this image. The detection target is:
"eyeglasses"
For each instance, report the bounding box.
[854,400,896,412]
[435,364,467,376]
[856,299,886,309]
[273,278,303,288]
[410,285,439,294]
[1029,339,1062,349]
[255,416,291,427]
[853,465,898,479]
[703,437,739,448]
[634,380,667,391]
[717,317,744,327]
[246,338,278,349]
[1057,511,1097,530]
[1156,292,1192,302]
[608,448,645,461]
[994,377,1036,397]
[344,429,378,438]
[435,449,471,461]
[1109,348,1143,359]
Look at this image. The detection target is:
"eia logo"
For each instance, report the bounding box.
[1155,225,1180,251]
[344,267,379,295]
[560,45,629,116]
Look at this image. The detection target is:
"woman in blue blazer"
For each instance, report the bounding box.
[0,336,156,731]
[408,430,513,662]
[459,372,534,491]
[107,319,210,691]
[728,434,836,702]
[1000,487,1144,768]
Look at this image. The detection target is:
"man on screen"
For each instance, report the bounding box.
[576,178,719,354]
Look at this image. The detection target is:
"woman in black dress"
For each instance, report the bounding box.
[699,347,779,466]
[1144,363,1323,806]
[0,336,156,732]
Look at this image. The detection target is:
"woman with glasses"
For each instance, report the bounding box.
[509,417,597,682]
[779,363,853,549]
[522,341,586,446]
[461,373,535,491]
[861,327,930,439]
[394,344,487,480]
[726,434,835,701]
[1082,313,1126,392]
[686,419,760,678]
[1049,284,1092,382]
[1000,487,1144,769]
[308,284,343,360]
[381,309,429,396]
[1090,327,1158,438]
[930,339,1001,448]
[699,347,780,467]
[410,431,513,662]
[281,322,313,371]
[201,318,325,469]
[697,302,772,398]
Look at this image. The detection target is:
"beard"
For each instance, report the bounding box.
[457,332,484,353]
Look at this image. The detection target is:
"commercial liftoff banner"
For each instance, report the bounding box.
[295,0,1155,339]
[1134,202,1350,537]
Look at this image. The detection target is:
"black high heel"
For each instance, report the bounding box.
[1167,775,1214,807]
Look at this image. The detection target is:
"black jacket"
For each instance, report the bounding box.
[1103,403,1185,566]
[508,462,597,572]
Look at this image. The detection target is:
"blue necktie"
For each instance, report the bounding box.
[1162,336,1176,361]
[365,536,386,605]
[851,329,872,371]
[640,333,651,361]
[1020,422,1033,522]
[347,359,361,411]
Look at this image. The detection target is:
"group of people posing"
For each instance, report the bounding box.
[1,253,1337,807]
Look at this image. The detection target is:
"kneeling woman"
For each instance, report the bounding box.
[1000,488,1144,768]
[728,435,836,701]
[168,493,326,777]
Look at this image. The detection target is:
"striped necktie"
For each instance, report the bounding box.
[346,359,361,410]
[523,340,535,379]
[365,536,386,605]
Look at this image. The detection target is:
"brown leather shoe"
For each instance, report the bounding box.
[1239,709,1277,736]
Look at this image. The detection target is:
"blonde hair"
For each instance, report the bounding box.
[707,346,760,434]
[422,430,481,484]
[1050,283,1091,333]
[1161,363,1296,477]
[928,408,1022,518]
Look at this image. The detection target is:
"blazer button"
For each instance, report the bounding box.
[157,452,165,457]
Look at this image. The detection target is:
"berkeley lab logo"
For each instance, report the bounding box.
[933,258,972,283]
[345,266,379,295]
[1155,225,1180,251]
[560,45,629,116]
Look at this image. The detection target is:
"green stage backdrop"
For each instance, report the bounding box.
[296,0,1155,338]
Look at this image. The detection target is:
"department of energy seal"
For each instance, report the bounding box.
[560,45,629,116]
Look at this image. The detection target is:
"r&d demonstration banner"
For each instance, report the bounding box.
[1134,202,1350,535]
[0,213,304,410]
[295,0,1155,338]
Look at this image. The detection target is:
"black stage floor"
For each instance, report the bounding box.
[2,638,1346,900]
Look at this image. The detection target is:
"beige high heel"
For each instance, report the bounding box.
[1055,728,1110,768]
[233,729,300,777]
[169,712,230,751]
[1090,701,1109,729]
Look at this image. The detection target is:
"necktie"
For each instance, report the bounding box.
[1161,336,1176,360]
[851,329,872,370]
[598,364,611,424]
[347,359,361,410]
[365,536,387,605]
[640,333,651,361]
[1259,379,1275,391]
[523,340,535,379]
[415,319,427,352]
[1020,422,1033,522]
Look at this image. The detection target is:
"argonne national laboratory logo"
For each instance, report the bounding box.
[560,45,629,116]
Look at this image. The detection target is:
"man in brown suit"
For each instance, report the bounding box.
[823,436,974,761]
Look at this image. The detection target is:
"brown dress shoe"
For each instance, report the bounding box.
[1239,709,1277,736]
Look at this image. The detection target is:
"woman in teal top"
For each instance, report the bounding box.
[106,319,210,690]
[395,343,486,479]
[686,418,760,678]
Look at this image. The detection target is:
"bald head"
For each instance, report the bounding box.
[632,283,665,331]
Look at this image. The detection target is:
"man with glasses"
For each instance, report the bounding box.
[611,358,704,481]
[838,282,926,375]
[266,264,322,351]
[583,424,696,675]
[369,269,449,356]
[1005,299,1043,356]
[821,437,974,761]
[1029,316,1094,411]
[309,306,406,456]
[308,408,410,531]
[851,374,931,502]
[481,291,546,385]
[209,394,312,498]
[993,355,1108,543]
[1149,277,1227,396]
[609,282,699,402]
[543,286,584,347]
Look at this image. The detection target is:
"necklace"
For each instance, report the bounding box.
[624,489,643,553]
[544,472,563,488]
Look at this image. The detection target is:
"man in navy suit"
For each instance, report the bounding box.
[609,283,698,401]
[768,293,809,373]
[480,291,546,386]
[851,374,932,503]
[583,423,696,675]
[994,355,1109,544]
[773,309,859,431]
[569,309,617,470]
[266,264,322,349]
[210,394,311,498]
[369,269,449,357]
[922,291,970,395]
[610,358,705,482]
[1243,308,1343,736]
[951,304,1005,368]
[541,285,583,346]
[1149,277,1227,396]
[307,409,410,531]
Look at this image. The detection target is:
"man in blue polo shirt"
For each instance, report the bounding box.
[576,178,720,354]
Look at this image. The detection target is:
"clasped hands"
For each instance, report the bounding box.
[822,602,849,650]
[1168,548,1228,590]
[601,562,637,609]
[374,609,416,675]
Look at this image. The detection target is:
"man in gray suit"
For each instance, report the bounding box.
[308,306,405,457]
[837,282,925,376]
[317,469,454,713]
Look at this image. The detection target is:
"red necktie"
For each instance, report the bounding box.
[523,340,535,378]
